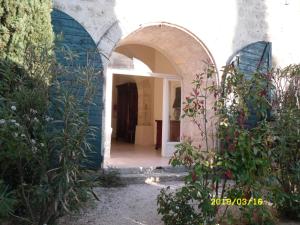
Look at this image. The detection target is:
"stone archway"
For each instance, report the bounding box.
[102,22,217,166]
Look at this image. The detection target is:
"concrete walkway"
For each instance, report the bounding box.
[59,181,300,225]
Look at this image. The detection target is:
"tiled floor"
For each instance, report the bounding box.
[104,140,170,168]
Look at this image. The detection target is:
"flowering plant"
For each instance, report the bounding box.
[0,45,100,225]
[157,64,276,225]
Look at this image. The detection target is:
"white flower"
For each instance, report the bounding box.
[11,105,16,111]
[30,108,37,114]
[40,143,45,147]
[45,116,53,122]
[21,134,26,138]
[15,122,20,127]
[33,117,39,123]
[13,132,18,137]
[0,119,5,125]
[32,146,37,153]
[220,121,228,127]
[10,119,16,123]
[31,139,36,145]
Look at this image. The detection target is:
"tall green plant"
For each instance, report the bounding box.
[0,0,53,66]
[0,45,100,225]
[270,65,300,220]
[157,64,277,225]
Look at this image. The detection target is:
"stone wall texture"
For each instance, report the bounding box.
[53,0,300,156]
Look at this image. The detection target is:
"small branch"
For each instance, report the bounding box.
[220,178,227,200]
[204,76,209,152]
[9,212,33,224]
[18,155,35,223]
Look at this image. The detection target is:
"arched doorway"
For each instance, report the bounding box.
[103,23,217,168]
[115,82,138,143]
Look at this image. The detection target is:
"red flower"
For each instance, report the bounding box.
[259,90,267,97]
[228,143,235,152]
[238,114,245,125]
[225,135,231,142]
[193,88,199,96]
[234,130,239,137]
[184,156,193,165]
[225,169,233,179]
[192,170,197,182]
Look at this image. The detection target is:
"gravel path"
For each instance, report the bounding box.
[59,181,183,225]
[59,181,300,225]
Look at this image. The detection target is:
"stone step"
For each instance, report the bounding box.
[102,166,188,185]
[104,165,189,174]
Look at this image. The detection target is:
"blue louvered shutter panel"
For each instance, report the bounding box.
[51,9,103,169]
[229,41,272,128]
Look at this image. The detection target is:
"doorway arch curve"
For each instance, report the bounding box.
[103,22,218,166]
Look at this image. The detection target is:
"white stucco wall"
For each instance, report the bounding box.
[53,0,300,70]
[53,0,300,159]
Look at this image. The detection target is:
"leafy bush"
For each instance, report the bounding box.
[270,65,300,220]
[0,180,16,218]
[157,64,280,225]
[0,45,101,225]
[157,140,217,225]
[0,0,53,65]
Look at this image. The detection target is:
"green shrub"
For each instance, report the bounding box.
[157,140,217,225]
[157,64,276,225]
[0,0,53,66]
[270,65,300,220]
[0,45,101,225]
[0,2,102,224]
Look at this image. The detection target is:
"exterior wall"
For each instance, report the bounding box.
[51,9,103,168]
[53,0,300,158]
[53,0,300,70]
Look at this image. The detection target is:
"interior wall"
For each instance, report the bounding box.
[116,44,177,74]
[112,74,163,146]
[169,80,181,120]
[153,78,163,143]
[114,45,176,145]
[154,50,177,74]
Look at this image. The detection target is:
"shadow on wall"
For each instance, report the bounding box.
[232,0,268,53]
[53,0,122,66]
[52,0,122,168]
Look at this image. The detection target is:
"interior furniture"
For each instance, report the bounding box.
[116,82,138,143]
[155,120,180,149]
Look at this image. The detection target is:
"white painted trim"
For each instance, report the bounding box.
[109,68,181,80]
[161,78,170,157]
[103,68,113,163]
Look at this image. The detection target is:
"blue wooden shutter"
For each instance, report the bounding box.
[51,9,103,169]
[228,41,272,128]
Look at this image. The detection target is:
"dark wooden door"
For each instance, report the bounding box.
[116,83,138,143]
